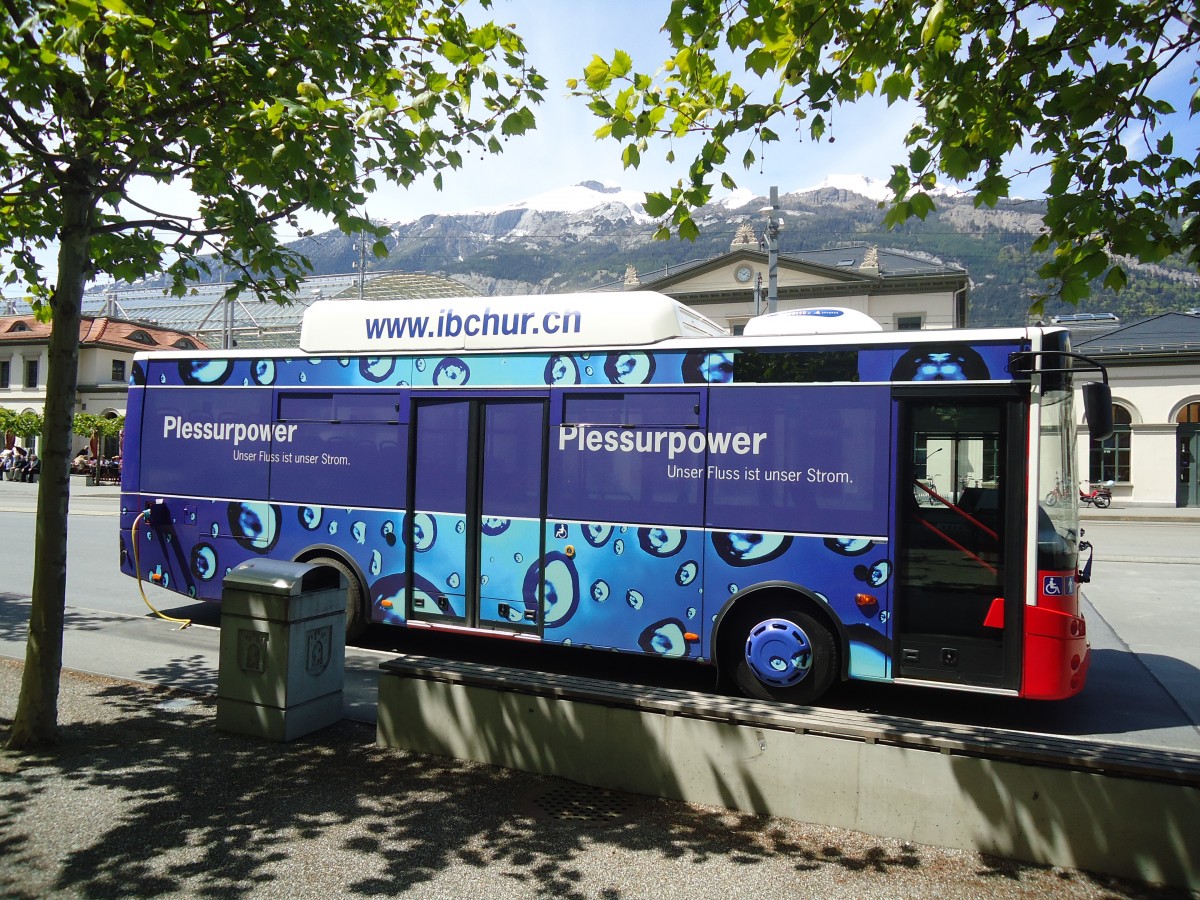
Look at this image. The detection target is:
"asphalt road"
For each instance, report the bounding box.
[2,482,1198,754]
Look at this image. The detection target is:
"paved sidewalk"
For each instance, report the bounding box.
[1081,505,1200,524]
[2,481,1197,896]
[2,660,1194,899]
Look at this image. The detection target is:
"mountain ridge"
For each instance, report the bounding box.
[108,177,1199,328]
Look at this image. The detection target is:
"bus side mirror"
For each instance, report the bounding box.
[1083,382,1113,441]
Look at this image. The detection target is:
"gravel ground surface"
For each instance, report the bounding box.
[1,657,1194,900]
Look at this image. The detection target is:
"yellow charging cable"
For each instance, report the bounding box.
[131,508,192,630]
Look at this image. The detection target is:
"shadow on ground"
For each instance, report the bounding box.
[0,663,1183,899]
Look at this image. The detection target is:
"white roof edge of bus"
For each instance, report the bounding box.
[297,291,728,353]
[742,307,884,335]
[130,324,1052,362]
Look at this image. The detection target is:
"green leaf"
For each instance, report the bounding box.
[584,55,613,91]
[909,191,936,220]
[610,49,633,79]
[920,0,946,45]
[881,71,913,104]
[642,191,673,217]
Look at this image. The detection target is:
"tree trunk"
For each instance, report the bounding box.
[6,185,93,751]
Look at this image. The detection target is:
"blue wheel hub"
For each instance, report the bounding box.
[744,617,813,687]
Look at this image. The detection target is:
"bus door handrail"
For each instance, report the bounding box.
[912,478,1000,575]
[915,518,999,575]
[913,478,999,541]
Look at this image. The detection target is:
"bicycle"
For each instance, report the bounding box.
[914,478,938,505]
[1044,474,1068,506]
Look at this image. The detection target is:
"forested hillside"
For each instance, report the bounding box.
[191,181,1200,326]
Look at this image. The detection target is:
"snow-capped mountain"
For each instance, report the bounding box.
[275,177,1199,326]
[462,181,654,219]
[797,174,894,203]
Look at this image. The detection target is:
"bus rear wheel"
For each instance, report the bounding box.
[723,602,838,705]
[309,555,367,643]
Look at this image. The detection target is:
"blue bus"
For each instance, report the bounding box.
[119,291,1111,704]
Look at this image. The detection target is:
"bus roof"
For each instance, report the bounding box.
[742,307,884,335]
[298,292,727,353]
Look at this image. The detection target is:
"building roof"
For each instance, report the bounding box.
[0,314,207,351]
[1074,312,1200,359]
[2,270,476,351]
[328,272,479,303]
[639,244,965,291]
[782,245,966,278]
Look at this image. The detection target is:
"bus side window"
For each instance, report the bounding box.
[271,391,407,509]
[549,390,704,526]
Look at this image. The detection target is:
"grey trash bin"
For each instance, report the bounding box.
[216,558,346,742]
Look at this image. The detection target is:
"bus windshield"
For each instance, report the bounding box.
[1038,386,1079,570]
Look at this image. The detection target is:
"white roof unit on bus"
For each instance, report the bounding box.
[741,307,884,336]
[298,291,727,353]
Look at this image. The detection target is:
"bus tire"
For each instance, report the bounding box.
[310,555,367,643]
[722,601,838,705]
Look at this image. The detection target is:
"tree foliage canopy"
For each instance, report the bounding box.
[1,0,544,305]
[0,407,43,440]
[572,0,1199,307]
[71,412,124,442]
[0,0,543,750]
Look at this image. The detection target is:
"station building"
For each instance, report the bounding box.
[629,226,969,333]
[0,313,206,456]
[5,246,1196,507]
[1066,312,1200,508]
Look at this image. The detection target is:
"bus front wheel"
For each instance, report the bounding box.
[722,602,838,705]
[310,555,367,643]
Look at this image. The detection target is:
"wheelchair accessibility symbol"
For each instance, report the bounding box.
[1042,575,1075,596]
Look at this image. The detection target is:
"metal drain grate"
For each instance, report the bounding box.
[520,783,641,827]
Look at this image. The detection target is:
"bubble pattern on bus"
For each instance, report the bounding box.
[135,340,1014,390]
[123,337,1021,682]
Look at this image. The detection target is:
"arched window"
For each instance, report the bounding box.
[1181,403,1200,508]
[174,338,197,350]
[1090,405,1132,482]
[128,330,157,345]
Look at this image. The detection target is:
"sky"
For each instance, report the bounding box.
[323,0,929,231]
[340,0,1199,227]
[5,0,1199,288]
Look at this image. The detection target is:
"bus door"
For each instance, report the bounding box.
[894,390,1026,691]
[408,396,547,634]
